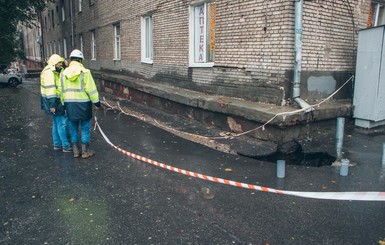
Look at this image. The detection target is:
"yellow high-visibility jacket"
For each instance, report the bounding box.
[59,61,100,121]
[40,54,65,115]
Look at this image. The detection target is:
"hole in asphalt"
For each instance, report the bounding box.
[254,151,336,167]
[250,140,336,167]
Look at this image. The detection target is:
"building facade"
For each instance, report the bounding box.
[19,15,44,73]
[33,0,385,141]
[39,0,378,104]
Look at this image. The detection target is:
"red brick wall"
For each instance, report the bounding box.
[41,0,371,104]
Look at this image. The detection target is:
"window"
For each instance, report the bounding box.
[79,0,82,12]
[63,39,67,58]
[51,10,55,28]
[61,2,65,22]
[91,30,96,60]
[53,41,57,54]
[141,16,153,64]
[189,2,216,67]
[58,40,62,56]
[50,43,53,56]
[114,24,121,60]
[80,34,84,52]
[371,2,385,27]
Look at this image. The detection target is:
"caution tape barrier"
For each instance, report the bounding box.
[94,119,385,201]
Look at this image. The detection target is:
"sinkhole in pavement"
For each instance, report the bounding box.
[255,151,336,167]
[250,140,336,167]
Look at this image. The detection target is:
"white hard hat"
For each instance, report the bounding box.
[69,49,84,59]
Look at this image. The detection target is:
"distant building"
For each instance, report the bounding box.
[19,15,44,73]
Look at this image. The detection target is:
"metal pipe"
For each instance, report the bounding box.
[382,143,385,165]
[336,117,345,160]
[293,0,303,99]
[340,159,349,176]
[293,0,313,112]
[276,160,285,178]
[70,0,74,48]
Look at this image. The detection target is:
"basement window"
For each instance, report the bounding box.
[189,2,216,67]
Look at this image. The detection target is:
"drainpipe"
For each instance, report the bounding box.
[70,0,74,48]
[293,0,313,112]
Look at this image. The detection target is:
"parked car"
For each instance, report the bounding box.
[0,69,22,87]
[6,68,18,74]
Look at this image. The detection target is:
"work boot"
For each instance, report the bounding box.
[73,143,81,158]
[81,143,95,158]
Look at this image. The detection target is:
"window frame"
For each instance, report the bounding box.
[51,9,55,28]
[79,34,84,53]
[61,3,65,22]
[50,43,53,57]
[372,2,385,27]
[91,30,96,60]
[58,39,62,56]
[79,0,82,12]
[63,38,67,58]
[141,15,153,64]
[188,2,216,68]
[113,24,121,60]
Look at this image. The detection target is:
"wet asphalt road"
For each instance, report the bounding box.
[1,78,385,245]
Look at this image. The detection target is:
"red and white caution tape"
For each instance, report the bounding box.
[95,119,385,201]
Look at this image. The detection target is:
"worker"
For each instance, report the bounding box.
[40,54,71,152]
[59,49,101,158]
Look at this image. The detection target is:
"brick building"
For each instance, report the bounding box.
[34,0,385,141]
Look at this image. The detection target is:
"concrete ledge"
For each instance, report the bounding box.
[94,70,353,142]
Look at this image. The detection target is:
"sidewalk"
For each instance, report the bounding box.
[100,92,385,171]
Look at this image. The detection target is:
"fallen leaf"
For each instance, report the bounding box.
[224,168,233,172]
[201,187,215,199]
